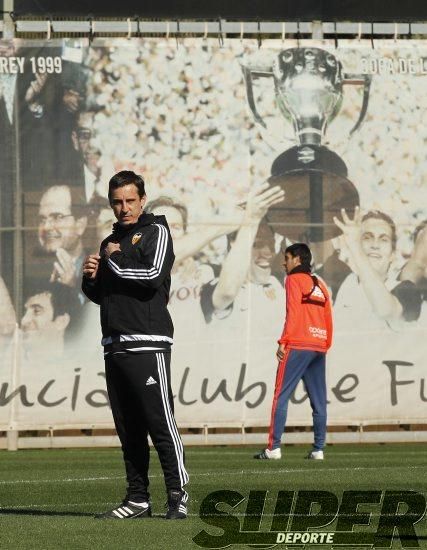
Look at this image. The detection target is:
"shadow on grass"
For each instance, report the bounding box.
[0,508,168,520]
[0,508,94,518]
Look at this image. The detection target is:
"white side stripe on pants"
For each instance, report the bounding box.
[157,353,188,486]
[156,353,189,487]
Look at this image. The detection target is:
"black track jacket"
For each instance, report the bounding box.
[82,213,175,353]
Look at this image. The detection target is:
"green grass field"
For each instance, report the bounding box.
[0,444,426,549]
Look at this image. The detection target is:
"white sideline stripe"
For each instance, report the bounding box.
[107,224,167,279]
[1,464,425,486]
[0,476,124,484]
[184,450,427,456]
[157,353,189,487]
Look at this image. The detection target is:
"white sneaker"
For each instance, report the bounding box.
[306,450,324,460]
[254,448,281,460]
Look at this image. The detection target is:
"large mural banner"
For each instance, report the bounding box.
[0,38,426,430]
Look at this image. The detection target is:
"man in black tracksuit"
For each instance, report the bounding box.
[82,170,188,520]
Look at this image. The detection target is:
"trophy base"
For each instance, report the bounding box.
[266,145,359,242]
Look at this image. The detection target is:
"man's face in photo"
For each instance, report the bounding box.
[361,217,394,278]
[21,291,69,351]
[250,227,275,285]
[72,112,102,176]
[38,186,86,254]
[0,40,16,58]
[21,292,55,335]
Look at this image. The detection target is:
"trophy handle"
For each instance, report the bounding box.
[342,74,372,136]
[241,65,274,128]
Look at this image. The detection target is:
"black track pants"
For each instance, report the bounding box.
[105,351,189,502]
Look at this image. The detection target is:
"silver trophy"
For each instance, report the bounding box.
[242,47,371,241]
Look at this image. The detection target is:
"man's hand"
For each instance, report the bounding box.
[25,73,48,104]
[50,248,77,286]
[242,182,285,226]
[333,207,364,271]
[104,242,121,259]
[83,254,101,280]
[276,343,286,362]
[333,207,362,248]
[216,199,245,234]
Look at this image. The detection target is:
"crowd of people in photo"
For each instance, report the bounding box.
[0,37,427,375]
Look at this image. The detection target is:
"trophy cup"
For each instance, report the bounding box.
[242,47,371,242]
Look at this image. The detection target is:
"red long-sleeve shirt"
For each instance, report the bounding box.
[278,269,333,352]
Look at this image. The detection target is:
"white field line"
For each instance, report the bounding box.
[0,475,124,485]
[0,464,426,486]
[185,450,427,456]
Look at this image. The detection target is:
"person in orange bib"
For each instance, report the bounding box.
[254,243,333,460]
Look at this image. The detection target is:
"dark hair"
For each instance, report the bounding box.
[285,242,312,268]
[361,210,397,251]
[24,281,82,338]
[108,171,145,202]
[146,196,188,232]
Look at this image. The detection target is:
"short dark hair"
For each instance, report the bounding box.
[285,242,312,268]
[108,171,146,202]
[361,210,397,251]
[146,196,188,232]
[24,281,82,336]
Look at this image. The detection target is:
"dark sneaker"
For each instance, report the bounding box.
[165,489,188,520]
[253,448,281,460]
[95,500,152,519]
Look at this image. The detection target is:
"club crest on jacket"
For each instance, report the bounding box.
[132,232,142,245]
